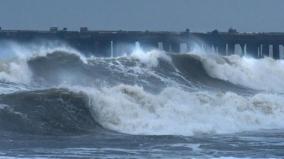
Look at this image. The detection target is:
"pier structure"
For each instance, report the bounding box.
[192,30,284,59]
[1,27,284,59]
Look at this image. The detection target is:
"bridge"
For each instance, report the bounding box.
[1,27,284,59]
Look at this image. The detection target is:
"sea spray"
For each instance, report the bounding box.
[1,41,284,136]
[71,84,284,136]
[0,41,85,84]
[197,53,284,92]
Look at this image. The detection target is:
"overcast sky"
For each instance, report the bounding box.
[0,0,284,32]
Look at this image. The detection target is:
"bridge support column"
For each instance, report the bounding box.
[273,44,280,59]
[215,46,219,55]
[112,41,120,56]
[113,41,121,56]
[112,41,133,56]
[110,41,114,57]
[186,42,192,52]
[163,41,171,52]
[240,44,245,56]
[171,42,180,53]
[280,45,284,59]
[228,43,234,55]
[211,45,217,53]
[259,45,264,57]
[180,43,188,53]
[262,44,269,57]
[217,44,226,56]
[158,42,163,50]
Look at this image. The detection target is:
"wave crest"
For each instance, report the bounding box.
[1,42,284,136]
[0,89,102,135]
[197,53,284,92]
[75,84,284,136]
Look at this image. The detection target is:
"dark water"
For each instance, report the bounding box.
[1,130,284,158]
[0,43,284,158]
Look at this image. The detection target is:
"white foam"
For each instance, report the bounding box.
[70,84,284,136]
[129,42,171,67]
[187,49,284,92]
[0,41,86,84]
[2,41,284,137]
[211,157,253,159]
[0,59,32,83]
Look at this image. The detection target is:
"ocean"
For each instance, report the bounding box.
[0,41,283,158]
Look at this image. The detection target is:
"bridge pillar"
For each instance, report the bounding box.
[186,42,192,52]
[227,43,234,55]
[171,42,180,53]
[112,41,119,56]
[262,44,269,57]
[211,45,217,53]
[217,44,226,56]
[162,41,171,52]
[112,41,133,56]
[180,43,188,53]
[273,44,280,59]
[280,45,284,59]
[110,41,114,57]
[214,46,219,55]
[240,43,245,56]
[234,44,242,56]
[158,42,163,50]
[259,45,264,57]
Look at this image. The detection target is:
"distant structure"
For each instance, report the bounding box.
[80,27,88,32]
[228,28,238,34]
[0,27,284,59]
[49,27,58,32]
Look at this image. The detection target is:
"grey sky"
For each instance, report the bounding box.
[0,0,284,32]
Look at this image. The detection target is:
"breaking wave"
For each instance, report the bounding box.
[78,84,284,136]
[0,89,102,135]
[197,53,284,92]
[0,41,284,136]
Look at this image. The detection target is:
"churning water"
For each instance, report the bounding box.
[0,41,283,158]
